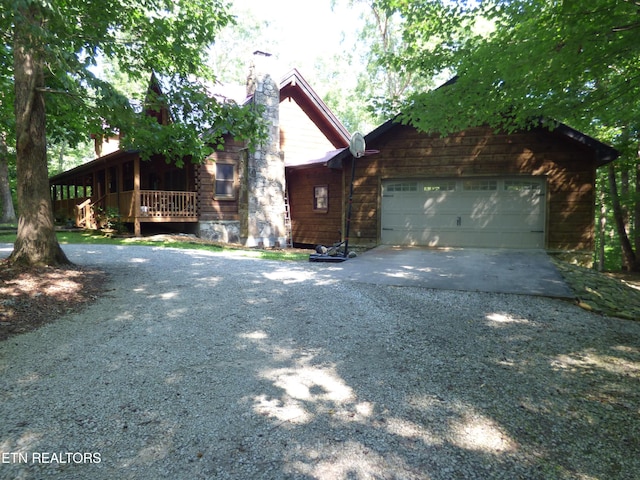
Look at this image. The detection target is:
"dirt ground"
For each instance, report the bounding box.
[0,260,108,341]
[0,236,315,342]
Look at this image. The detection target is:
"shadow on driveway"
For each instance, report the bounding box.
[324,245,574,298]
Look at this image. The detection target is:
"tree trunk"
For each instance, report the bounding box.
[0,132,17,224]
[598,184,606,272]
[621,161,630,238]
[9,5,69,266]
[635,142,640,255]
[608,162,638,271]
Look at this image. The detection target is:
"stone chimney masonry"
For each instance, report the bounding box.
[241,51,286,248]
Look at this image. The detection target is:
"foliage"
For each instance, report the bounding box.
[95,206,121,230]
[208,6,275,86]
[377,0,640,137]
[318,0,439,133]
[122,74,267,166]
[47,140,94,176]
[1,0,266,166]
[351,0,437,122]
[315,54,378,134]
[2,0,270,266]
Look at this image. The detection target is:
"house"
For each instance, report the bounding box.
[323,119,618,254]
[49,54,351,246]
[51,58,618,256]
[197,64,350,247]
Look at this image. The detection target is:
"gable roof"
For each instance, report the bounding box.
[276,69,351,149]
[327,117,619,169]
[545,120,619,166]
[153,68,351,167]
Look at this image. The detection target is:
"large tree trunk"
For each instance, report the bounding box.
[0,132,17,223]
[608,162,639,271]
[9,5,69,266]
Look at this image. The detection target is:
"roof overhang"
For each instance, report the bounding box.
[327,116,619,169]
[49,149,138,184]
[541,120,619,167]
[285,148,347,169]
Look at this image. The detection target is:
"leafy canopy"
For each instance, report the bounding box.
[1,0,265,164]
[376,0,640,137]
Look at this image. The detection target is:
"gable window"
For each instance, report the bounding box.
[215,163,235,199]
[314,185,328,212]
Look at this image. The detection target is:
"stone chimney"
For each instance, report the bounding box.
[241,51,286,248]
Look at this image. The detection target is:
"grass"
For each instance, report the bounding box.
[0,228,310,262]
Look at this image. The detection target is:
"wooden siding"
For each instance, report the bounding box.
[286,166,343,246]
[196,137,244,222]
[342,124,597,251]
[280,97,336,165]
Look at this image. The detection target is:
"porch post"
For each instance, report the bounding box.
[134,155,141,236]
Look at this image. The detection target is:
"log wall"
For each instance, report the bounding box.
[343,124,597,251]
[286,165,343,246]
[196,138,245,222]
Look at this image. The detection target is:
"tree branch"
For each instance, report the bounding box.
[612,21,640,32]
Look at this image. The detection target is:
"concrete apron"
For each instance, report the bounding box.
[331,245,575,299]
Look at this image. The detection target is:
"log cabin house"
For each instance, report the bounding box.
[51,59,618,255]
[50,61,351,246]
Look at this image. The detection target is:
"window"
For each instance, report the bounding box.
[423,181,456,192]
[215,163,235,199]
[463,179,497,191]
[386,182,418,192]
[504,179,542,192]
[314,185,328,212]
[108,166,118,193]
[123,161,134,191]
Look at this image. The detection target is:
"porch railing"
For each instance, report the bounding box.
[75,197,97,228]
[69,190,197,228]
[138,190,196,218]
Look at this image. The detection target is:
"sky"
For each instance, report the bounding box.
[212,0,365,93]
[236,0,360,67]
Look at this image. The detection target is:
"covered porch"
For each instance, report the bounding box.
[50,150,198,235]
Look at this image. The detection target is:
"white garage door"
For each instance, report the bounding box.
[381,177,546,248]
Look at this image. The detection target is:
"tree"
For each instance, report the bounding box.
[1,0,263,267]
[11,2,67,265]
[376,0,639,133]
[375,0,640,270]
[0,130,16,224]
[0,31,16,224]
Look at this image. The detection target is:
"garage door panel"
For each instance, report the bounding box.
[382,228,544,248]
[383,212,459,230]
[381,177,545,248]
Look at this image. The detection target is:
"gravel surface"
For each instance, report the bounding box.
[1,244,639,479]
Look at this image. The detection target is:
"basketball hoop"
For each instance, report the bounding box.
[349,132,366,158]
[349,132,379,158]
[361,149,380,156]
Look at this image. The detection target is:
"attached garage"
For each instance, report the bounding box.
[325,121,618,253]
[381,177,545,248]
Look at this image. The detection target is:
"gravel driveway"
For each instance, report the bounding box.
[1,244,639,479]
